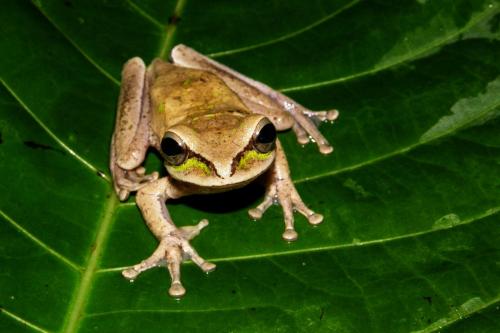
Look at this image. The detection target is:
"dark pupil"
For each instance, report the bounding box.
[161,137,183,156]
[257,123,276,144]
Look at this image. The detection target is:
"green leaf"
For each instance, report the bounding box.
[1,0,500,332]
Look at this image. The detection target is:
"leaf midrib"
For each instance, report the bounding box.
[59,0,186,331]
[157,0,187,59]
[60,194,118,333]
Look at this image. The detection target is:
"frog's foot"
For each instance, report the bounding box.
[248,178,323,242]
[284,101,338,154]
[115,166,159,201]
[122,219,216,298]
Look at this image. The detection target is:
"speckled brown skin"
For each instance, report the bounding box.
[171,45,339,152]
[110,45,338,297]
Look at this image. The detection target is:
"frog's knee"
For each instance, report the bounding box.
[136,184,158,208]
[136,178,168,207]
[135,188,149,208]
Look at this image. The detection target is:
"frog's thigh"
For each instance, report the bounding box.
[113,57,151,170]
[170,44,294,130]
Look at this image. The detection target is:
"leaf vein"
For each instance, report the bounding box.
[207,0,361,58]
[157,0,188,59]
[294,97,500,184]
[85,305,283,317]
[97,206,499,272]
[1,306,52,333]
[411,295,500,333]
[1,80,110,182]
[269,258,336,299]
[279,6,498,92]
[0,209,79,271]
[31,2,120,86]
[125,0,164,29]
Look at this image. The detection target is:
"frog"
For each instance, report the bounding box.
[110,44,339,297]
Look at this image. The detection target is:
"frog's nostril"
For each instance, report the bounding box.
[214,162,232,179]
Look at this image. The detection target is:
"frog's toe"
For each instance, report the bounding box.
[282,229,298,242]
[327,109,340,121]
[248,208,263,220]
[118,188,130,201]
[292,123,310,145]
[122,267,139,280]
[248,186,277,221]
[307,213,324,225]
[319,144,334,154]
[135,166,146,176]
[304,109,339,122]
[117,170,159,196]
[179,219,209,240]
[121,243,167,281]
[291,189,324,225]
[128,169,159,185]
[169,282,186,298]
[291,122,334,154]
[200,262,216,273]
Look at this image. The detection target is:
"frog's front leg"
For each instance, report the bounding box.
[121,177,216,297]
[249,140,323,241]
[110,57,159,201]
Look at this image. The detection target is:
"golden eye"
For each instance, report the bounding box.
[161,132,187,166]
[253,118,276,153]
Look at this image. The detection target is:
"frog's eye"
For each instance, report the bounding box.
[253,118,276,153]
[161,132,187,166]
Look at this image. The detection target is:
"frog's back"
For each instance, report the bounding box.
[149,59,249,136]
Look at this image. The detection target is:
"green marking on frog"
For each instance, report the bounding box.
[157,102,165,113]
[238,150,272,170]
[173,158,211,176]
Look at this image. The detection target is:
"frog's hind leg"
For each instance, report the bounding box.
[170,44,338,154]
[111,58,158,200]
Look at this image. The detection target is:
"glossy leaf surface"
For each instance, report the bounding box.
[1,0,499,332]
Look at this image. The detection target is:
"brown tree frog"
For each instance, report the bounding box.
[110,45,339,297]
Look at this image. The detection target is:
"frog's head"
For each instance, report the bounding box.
[160,111,276,188]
